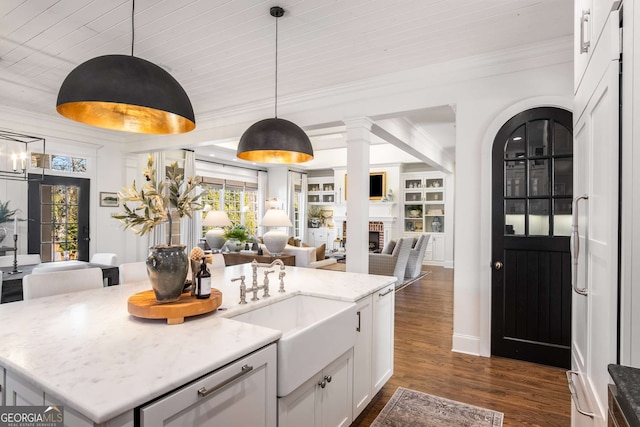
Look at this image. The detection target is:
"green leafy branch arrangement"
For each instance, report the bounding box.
[112,156,202,246]
[0,201,19,224]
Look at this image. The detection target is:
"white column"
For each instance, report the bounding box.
[344,118,373,274]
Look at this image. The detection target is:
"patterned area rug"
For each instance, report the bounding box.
[371,387,504,427]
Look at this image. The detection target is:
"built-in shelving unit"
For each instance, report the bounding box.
[307,178,335,205]
[401,172,447,265]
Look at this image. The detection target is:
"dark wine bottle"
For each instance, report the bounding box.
[196,257,211,299]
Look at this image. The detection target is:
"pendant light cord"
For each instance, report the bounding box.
[131,0,135,57]
[274,13,279,118]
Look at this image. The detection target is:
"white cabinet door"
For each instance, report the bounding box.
[0,365,4,406]
[279,349,353,427]
[352,296,373,418]
[372,285,395,394]
[432,235,445,262]
[320,350,353,427]
[278,373,322,427]
[5,371,44,406]
[574,0,621,92]
[140,344,277,427]
[571,8,620,426]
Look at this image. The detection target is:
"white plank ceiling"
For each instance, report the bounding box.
[0,0,573,165]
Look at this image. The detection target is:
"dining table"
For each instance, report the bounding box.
[0,261,120,304]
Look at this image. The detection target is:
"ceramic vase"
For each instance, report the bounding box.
[146,245,188,303]
[226,238,244,252]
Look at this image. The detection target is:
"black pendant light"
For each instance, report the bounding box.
[56,0,195,134]
[237,6,314,164]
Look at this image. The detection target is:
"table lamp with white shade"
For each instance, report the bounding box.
[260,209,292,256]
[203,210,232,251]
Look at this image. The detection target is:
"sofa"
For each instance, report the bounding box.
[259,244,337,269]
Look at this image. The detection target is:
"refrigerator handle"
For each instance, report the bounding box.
[566,370,595,418]
[571,195,589,296]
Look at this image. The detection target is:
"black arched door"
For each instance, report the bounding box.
[491,107,573,368]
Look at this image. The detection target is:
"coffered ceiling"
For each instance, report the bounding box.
[0,0,573,168]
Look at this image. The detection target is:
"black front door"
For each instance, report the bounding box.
[28,175,90,262]
[491,107,573,368]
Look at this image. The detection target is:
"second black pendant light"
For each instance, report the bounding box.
[236,6,314,164]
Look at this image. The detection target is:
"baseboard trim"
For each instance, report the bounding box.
[452,333,481,356]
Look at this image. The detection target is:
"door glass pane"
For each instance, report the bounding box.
[40,224,53,242]
[505,125,525,159]
[41,185,52,203]
[505,199,525,235]
[41,204,52,222]
[68,187,79,204]
[528,120,549,157]
[554,199,572,236]
[554,158,573,196]
[529,199,550,236]
[529,159,549,196]
[553,124,572,155]
[53,186,66,203]
[505,161,525,197]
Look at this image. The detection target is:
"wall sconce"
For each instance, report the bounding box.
[0,130,45,181]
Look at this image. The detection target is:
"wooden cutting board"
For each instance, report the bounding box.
[128,289,222,324]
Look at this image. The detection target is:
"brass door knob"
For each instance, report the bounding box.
[494,261,503,270]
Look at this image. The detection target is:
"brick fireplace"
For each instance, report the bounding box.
[342,221,385,251]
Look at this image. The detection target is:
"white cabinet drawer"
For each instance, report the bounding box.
[140,344,277,427]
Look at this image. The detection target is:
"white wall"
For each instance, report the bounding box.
[454,69,573,356]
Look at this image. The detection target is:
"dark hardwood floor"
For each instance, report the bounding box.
[352,266,572,426]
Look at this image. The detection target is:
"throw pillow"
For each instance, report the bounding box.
[316,243,326,261]
[287,236,296,247]
[301,242,310,247]
[381,240,396,254]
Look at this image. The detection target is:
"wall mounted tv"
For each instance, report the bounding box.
[344,172,386,201]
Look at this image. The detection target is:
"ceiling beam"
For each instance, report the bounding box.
[372,118,454,173]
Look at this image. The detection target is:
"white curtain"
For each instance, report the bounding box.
[300,173,308,241]
[287,171,296,225]
[257,170,268,236]
[181,150,196,252]
[151,152,167,247]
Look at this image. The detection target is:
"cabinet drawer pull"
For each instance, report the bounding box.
[318,379,326,389]
[197,364,253,398]
[356,311,361,332]
[566,370,595,418]
[324,375,332,383]
[379,288,393,297]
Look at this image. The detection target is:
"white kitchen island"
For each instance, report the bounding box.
[0,265,395,426]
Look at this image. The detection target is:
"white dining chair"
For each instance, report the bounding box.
[31,260,89,274]
[22,268,104,300]
[0,254,41,268]
[119,262,148,285]
[90,253,118,266]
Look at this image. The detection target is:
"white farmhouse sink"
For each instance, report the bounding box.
[232,294,356,396]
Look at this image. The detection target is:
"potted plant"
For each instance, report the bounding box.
[308,205,323,228]
[112,156,203,302]
[0,201,20,244]
[223,225,249,252]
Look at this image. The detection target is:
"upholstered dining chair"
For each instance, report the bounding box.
[90,253,118,266]
[22,267,104,300]
[369,237,413,285]
[405,234,431,280]
[0,254,41,268]
[119,262,148,285]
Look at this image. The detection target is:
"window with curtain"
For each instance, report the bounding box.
[200,178,258,237]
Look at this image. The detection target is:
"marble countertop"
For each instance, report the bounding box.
[608,364,640,425]
[0,264,394,423]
